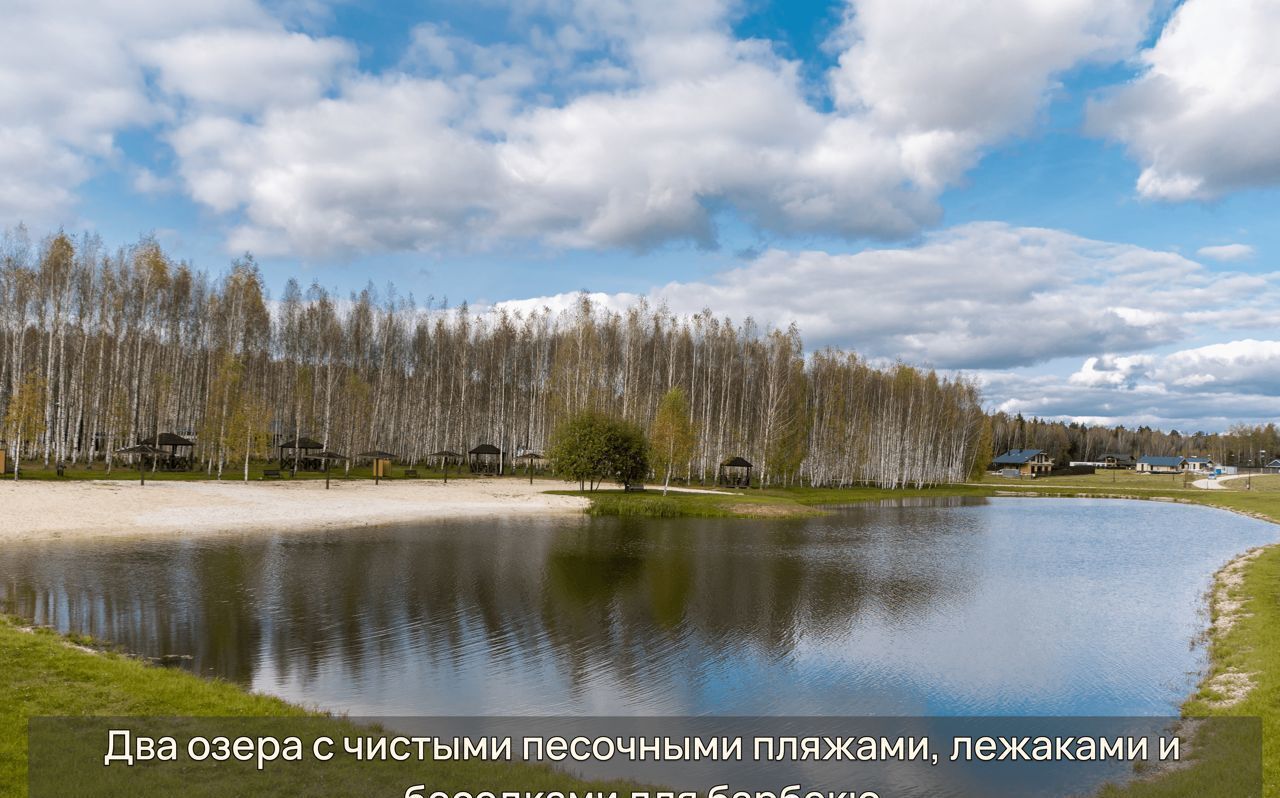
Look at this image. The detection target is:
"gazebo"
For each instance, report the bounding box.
[428,450,463,483]
[139,432,195,470]
[279,436,324,471]
[717,456,753,488]
[468,444,503,475]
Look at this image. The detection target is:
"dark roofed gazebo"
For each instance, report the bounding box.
[718,456,753,488]
[279,436,324,472]
[139,432,195,470]
[468,444,503,475]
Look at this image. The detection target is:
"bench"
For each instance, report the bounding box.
[262,469,282,479]
[403,469,419,478]
[623,483,646,492]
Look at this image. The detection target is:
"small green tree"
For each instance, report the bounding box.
[549,411,649,491]
[549,411,608,490]
[650,387,695,495]
[603,417,649,488]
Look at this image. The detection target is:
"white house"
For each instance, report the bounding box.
[1183,456,1215,474]
[1136,455,1187,474]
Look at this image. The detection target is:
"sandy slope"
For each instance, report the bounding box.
[0,478,588,542]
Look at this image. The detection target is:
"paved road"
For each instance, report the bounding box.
[1191,473,1252,490]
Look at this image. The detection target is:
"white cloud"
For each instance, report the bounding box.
[988,339,1280,430]
[1196,243,1255,262]
[156,0,1163,254]
[496,222,1280,369]
[1090,0,1280,200]
[0,0,332,223]
[140,28,355,115]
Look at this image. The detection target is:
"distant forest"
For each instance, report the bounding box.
[0,226,1275,487]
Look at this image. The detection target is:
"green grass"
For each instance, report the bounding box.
[563,483,992,519]
[2,461,475,483]
[0,616,636,798]
[1224,474,1280,493]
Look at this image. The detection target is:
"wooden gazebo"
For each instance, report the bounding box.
[279,436,324,471]
[139,432,195,470]
[468,444,503,475]
[717,456,753,488]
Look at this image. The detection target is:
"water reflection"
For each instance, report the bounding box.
[1,497,1275,716]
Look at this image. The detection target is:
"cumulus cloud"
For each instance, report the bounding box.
[0,0,347,223]
[986,339,1280,430]
[496,222,1280,369]
[140,28,355,114]
[1197,243,1255,262]
[1090,0,1280,200]
[154,0,1162,254]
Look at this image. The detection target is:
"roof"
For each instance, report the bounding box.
[429,450,463,458]
[515,451,544,459]
[721,456,753,468]
[357,450,398,459]
[1138,455,1186,467]
[117,444,165,455]
[139,432,195,447]
[991,449,1045,465]
[279,436,324,449]
[1100,452,1134,461]
[313,450,347,460]
[469,444,501,455]
[1266,459,1280,468]
[1185,456,1213,463]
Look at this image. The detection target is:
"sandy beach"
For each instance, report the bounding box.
[0,478,589,542]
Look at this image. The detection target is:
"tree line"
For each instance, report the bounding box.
[16,226,1267,487]
[987,413,1280,468]
[0,227,1001,487]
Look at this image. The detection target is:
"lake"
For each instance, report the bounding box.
[1,497,1275,717]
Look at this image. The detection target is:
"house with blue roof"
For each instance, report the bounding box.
[1183,456,1215,474]
[990,448,1053,477]
[1136,455,1187,474]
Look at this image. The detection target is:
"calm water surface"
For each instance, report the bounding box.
[1,497,1274,716]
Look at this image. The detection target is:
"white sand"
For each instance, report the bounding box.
[0,477,589,542]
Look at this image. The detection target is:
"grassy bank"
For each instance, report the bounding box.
[561,483,991,518]
[0,617,630,798]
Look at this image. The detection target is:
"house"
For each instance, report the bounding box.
[1136,455,1187,474]
[991,448,1054,477]
[1098,452,1136,469]
[1183,456,1215,474]
[1265,458,1280,472]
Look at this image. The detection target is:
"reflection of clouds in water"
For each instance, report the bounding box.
[1,498,1275,717]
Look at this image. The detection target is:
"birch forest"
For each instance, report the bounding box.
[0,227,991,487]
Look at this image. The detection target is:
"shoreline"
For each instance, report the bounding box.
[0,478,589,543]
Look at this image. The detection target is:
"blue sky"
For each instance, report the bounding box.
[4,0,1279,431]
